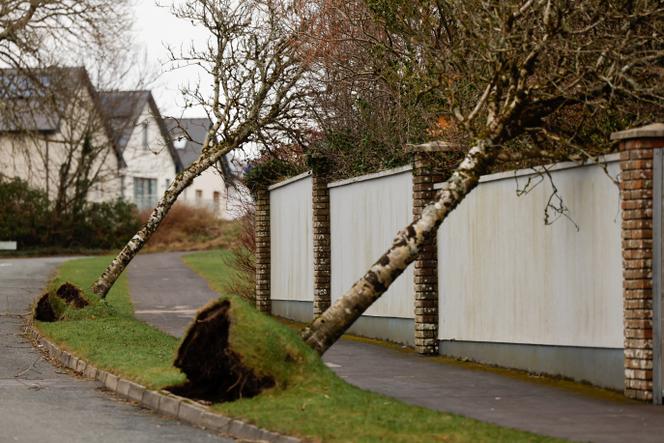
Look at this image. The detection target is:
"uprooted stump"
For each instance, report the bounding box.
[168,299,275,402]
[34,283,89,322]
[56,282,89,308]
[34,292,58,322]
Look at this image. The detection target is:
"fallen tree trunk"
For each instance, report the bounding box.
[301,139,497,355]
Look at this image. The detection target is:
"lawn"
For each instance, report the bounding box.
[36,252,563,443]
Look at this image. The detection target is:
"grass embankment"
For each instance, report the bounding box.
[36,253,562,443]
[37,257,184,388]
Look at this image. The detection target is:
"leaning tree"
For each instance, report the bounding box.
[92,0,313,297]
[300,0,664,354]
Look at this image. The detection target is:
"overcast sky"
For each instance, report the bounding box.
[130,1,212,118]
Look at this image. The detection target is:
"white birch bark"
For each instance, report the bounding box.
[301,140,495,355]
[92,144,229,298]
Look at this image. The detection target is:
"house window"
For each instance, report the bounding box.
[134,177,157,210]
[195,190,203,201]
[174,136,187,149]
[213,191,221,214]
[142,121,149,149]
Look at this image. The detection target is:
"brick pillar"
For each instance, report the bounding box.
[254,186,271,314]
[612,123,664,402]
[409,142,452,355]
[312,173,331,317]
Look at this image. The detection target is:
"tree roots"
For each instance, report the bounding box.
[167,299,274,402]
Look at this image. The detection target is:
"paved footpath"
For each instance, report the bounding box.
[0,256,232,443]
[128,252,664,443]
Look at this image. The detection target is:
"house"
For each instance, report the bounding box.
[99,91,182,210]
[1,66,244,217]
[0,67,124,205]
[165,117,239,219]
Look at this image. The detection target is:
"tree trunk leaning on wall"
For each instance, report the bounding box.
[92,142,231,298]
[301,140,496,355]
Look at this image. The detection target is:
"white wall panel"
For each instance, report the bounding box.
[438,160,622,348]
[330,169,414,318]
[270,175,313,302]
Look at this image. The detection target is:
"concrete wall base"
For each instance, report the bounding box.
[271,300,414,346]
[440,340,624,390]
[271,300,314,323]
[346,316,414,346]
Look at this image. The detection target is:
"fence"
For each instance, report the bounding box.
[436,157,622,389]
[329,166,415,344]
[255,124,664,402]
[268,172,313,322]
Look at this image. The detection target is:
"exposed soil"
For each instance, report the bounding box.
[56,283,89,308]
[167,299,274,402]
[34,293,58,322]
[33,282,89,322]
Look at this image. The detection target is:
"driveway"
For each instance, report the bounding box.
[0,256,233,443]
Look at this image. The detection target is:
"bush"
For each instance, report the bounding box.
[140,203,238,252]
[0,177,141,251]
[76,200,142,250]
[0,177,50,247]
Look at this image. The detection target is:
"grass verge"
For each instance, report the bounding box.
[36,257,184,389]
[36,253,562,443]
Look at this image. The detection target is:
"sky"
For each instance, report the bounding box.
[129,1,212,118]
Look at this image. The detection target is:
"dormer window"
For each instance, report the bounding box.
[142,121,149,149]
[174,136,187,149]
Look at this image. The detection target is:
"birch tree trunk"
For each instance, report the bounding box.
[301,140,496,355]
[92,146,229,298]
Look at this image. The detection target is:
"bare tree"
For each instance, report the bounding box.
[0,0,130,117]
[301,0,664,354]
[0,67,123,217]
[92,0,312,297]
[0,1,153,230]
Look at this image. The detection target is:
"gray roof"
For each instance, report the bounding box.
[98,91,151,153]
[0,67,87,133]
[164,117,211,168]
[0,67,125,167]
[0,98,59,132]
[165,117,240,182]
[99,90,182,172]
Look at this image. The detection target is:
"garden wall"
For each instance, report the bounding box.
[264,155,626,389]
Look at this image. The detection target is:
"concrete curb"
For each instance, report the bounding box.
[27,325,301,443]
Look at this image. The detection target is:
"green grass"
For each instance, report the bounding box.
[36,251,563,443]
[36,257,184,388]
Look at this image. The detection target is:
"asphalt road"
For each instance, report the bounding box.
[127,251,219,338]
[0,256,233,443]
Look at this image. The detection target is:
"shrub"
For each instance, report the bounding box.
[0,177,141,251]
[77,200,142,250]
[224,201,256,302]
[140,203,238,252]
[0,177,50,247]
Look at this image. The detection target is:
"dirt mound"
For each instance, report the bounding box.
[168,299,274,402]
[56,283,89,308]
[34,293,58,322]
[34,282,89,322]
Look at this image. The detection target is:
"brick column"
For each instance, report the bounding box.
[312,173,331,317]
[254,186,271,314]
[409,142,452,355]
[612,123,664,402]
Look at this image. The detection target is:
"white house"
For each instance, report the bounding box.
[165,117,240,219]
[99,91,182,210]
[0,67,124,204]
[1,67,243,218]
